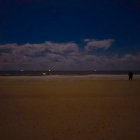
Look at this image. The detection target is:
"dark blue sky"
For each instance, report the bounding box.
[0,0,140,70]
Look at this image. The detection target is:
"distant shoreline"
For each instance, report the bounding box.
[0,70,140,76]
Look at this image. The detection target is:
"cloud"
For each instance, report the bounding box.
[84,39,115,51]
[0,40,140,70]
[0,43,18,50]
[0,41,79,55]
[44,41,79,54]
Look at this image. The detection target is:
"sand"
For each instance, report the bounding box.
[0,76,140,140]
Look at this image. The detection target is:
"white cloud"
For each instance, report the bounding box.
[84,39,115,51]
[0,43,18,50]
[44,41,79,54]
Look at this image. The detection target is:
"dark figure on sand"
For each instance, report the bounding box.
[128,72,133,80]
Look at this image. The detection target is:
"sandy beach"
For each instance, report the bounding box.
[0,76,140,140]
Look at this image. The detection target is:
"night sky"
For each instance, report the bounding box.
[0,0,140,70]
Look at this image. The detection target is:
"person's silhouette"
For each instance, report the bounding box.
[128,72,133,80]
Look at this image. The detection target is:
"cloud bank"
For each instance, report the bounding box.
[0,39,140,70]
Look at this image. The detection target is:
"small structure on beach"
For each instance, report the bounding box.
[42,72,46,76]
[20,69,24,72]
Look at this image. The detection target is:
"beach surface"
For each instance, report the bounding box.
[0,76,140,140]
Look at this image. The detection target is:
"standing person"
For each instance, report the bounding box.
[128,71,133,80]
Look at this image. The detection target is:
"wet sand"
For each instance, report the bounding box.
[0,78,140,140]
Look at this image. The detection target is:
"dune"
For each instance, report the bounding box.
[0,77,140,140]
